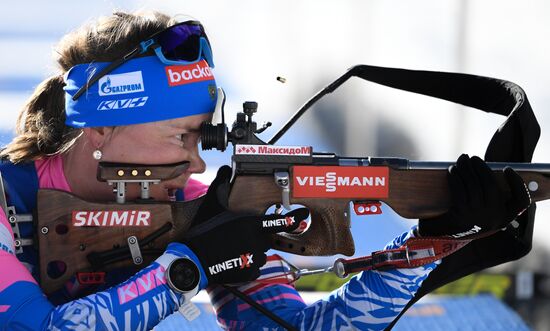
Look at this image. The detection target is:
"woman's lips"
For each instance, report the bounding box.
[161,174,191,200]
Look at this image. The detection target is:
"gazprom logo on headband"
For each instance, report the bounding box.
[165,61,214,87]
[98,71,145,96]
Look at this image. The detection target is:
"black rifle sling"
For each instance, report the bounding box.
[344,65,539,330]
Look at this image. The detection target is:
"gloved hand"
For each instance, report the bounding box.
[184,165,308,285]
[418,154,531,238]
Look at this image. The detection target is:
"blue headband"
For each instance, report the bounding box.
[64,55,217,128]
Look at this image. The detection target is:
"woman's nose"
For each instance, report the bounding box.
[186,151,206,174]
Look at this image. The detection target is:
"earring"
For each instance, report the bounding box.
[92,149,102,160]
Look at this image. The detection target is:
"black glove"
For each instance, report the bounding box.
[184,166,308,285]
[418,154,531,238]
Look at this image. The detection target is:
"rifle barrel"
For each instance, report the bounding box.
[407,161,550,174]
[312,154,550,174]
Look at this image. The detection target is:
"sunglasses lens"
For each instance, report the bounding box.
[157,23,210,62]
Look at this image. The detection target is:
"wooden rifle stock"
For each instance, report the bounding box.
[37,190,204,294]
[37,162,550,294]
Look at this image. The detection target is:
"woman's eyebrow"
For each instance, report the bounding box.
[184,122,205,132]
[166,122,200,131]
[173,127,201,134]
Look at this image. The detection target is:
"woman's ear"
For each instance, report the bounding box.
[82,127,114,149]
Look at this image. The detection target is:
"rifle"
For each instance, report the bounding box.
[37,65,546,295]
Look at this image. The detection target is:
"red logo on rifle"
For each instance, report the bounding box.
[292,166,389,198]
[235,144,311,156]
[236,145,258,154]
[72,210,151,227]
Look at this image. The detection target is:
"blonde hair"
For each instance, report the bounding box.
[1,11,176,163]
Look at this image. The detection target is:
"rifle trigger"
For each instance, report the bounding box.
[127,236,143,265]
[274,172,291,210]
